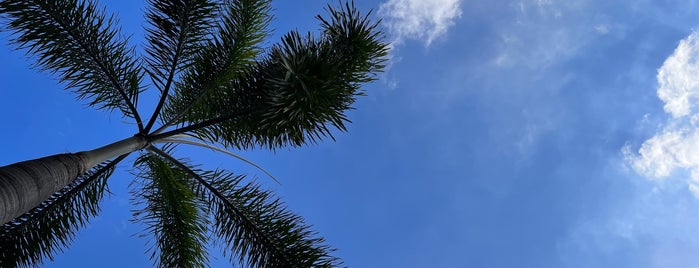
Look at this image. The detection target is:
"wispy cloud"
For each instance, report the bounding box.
[557,170,699,267]
[379,0,462,46]
[625,32,699,198]
[492,0,614,69]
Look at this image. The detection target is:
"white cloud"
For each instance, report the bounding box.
[625,129,699,178]
[626,32,699,197]
[379,0,462,46]
[657,32,699,117]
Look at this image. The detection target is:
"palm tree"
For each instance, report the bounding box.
[0,0,387,267]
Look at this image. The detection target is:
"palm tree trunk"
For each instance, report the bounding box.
[0,136,146,224]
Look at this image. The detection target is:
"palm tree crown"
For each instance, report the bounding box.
[0,0,388,267]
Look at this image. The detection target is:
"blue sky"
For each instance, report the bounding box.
[3,0,699,267]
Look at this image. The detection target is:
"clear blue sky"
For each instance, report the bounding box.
[2,0,699,267]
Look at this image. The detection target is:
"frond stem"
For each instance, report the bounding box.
[150,87,214,135]
[154,136,280,185]
[143,8,193,133]
[148,108,252,141]
[152,78,239,135]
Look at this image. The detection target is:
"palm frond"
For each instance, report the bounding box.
[168,1,388,150]
[149,147,341,268]
[317,1,389,83]
[0,156,124,267]
[155,134,280,184]
[142,0,218,132]
[159,0,272,133]
[0,0,144,131]
[132,152,209,268]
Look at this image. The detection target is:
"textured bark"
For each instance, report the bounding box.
[0,135,146,224]
[0,153,87,224]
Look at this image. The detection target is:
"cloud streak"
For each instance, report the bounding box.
[626,32,699,198]
[491,0,615,70]
[379,0,462,46]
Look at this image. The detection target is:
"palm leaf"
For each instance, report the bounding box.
[142,0,218,132]
[0,156,124,267]
[154,2,389,150]
[150,147,341,267]
[0,0,144,131]
[317,1,389,83]
[159,0,272,133]
[132,152,209,268]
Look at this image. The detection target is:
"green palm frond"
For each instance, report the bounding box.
[0,1,385,267]
[160,0,272,132]
[0,0,144,131]
[206,172,340,268]
[317,1,389,83]
[154,2,388,150]
[142,0,218,132]
[0,156,124,267]
[150,147,341,268]
[132,152,209,268]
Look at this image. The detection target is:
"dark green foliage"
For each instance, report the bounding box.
[205,171,340,267]
[132,152,209,268]
[318,2,389,84]
[150,147,341,268]
[162,0,272,131]
[0,0,387,266]
[0,0,143,130]
[142,0,218,132]
[163,2,389,150]
[0,157,122,267]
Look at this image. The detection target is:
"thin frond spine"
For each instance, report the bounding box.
[153,134,280,184]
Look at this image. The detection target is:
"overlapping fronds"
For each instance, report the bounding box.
[142,0,217,132]
[0,1,386,267]
[132,152,209,268]
[150,147,341,268]
[0,0,144,130]
[0,157,123,267]
[161,0,272,131]
[158,2,389,150]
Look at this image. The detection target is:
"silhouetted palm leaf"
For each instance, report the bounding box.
[142,0,218,132]
[0,0,388,267]
[132,152,209,268]
[154,2,388,151]
[0,0,144,131]
[150,147,341,267]
[161,0,272,133]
